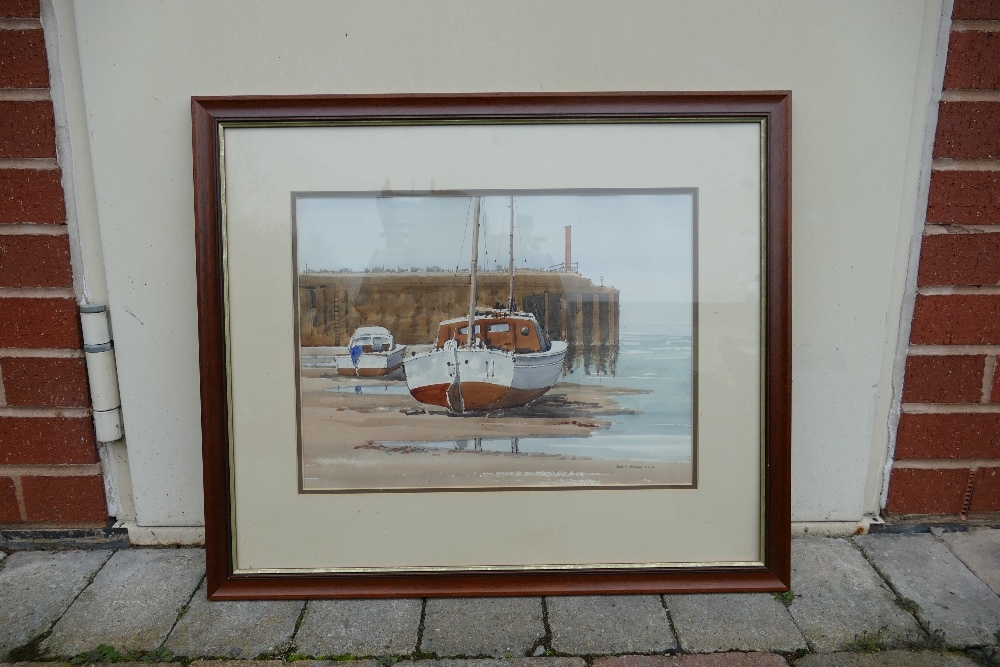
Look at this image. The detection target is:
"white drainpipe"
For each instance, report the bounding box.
[42,0,136,523]
[80,304,123,442]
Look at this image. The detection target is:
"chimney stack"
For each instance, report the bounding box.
[565,225,572,272]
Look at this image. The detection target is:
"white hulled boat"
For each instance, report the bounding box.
[403,197,567,413]
[335,326,407,377]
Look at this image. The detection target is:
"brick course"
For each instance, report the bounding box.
[0,0,39,19]
[890,9,1000,519]
[895,413,1000,459]
[0,357,90,407]
[927,171,1000,225]
[0,416,97,465]
[21,474,107,522]
[901,355,985,403]
[0,100,56,158]
[933,102,1000,160]
[0,476,20,521]
[0,234,73,288]
[910,294,1000,345]
[953,0,1000,19]
[0,28,48,88]
[944,31,1000,89]
[0,297,82,348]
[917,234,1000,286]
[886,467,969,515]
[971,467,1000,512]
[0,169,66,224]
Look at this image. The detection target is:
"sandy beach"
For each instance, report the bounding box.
[299,370,693,491]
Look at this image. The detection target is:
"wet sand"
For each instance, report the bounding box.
[300,372,693,491]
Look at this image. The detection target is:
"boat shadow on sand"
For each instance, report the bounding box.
[352,383,651,460]
[470,383,645,421]
[307,372,648,423]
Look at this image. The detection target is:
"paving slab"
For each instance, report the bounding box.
[164,579,303,658]
[594,655,789,666]
[191,662,376,667]
[546,595,675,654]
[793,650,977,666]
[855,533,1000,646]
[0,550,111,659]
[294,598,421,656]
[788,538,924,651]
[393,659,585,667]
[43,548,205,656]
[940,528,1000,595]
[189,662,284,667]
[422,597,545,657]
[665,594,806,653]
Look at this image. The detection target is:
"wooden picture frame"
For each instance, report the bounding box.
[192,92,791,599]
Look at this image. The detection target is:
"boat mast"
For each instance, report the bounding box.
[508,195,515,311]
[467,197,481,348]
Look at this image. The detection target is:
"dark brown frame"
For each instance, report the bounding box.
[192,92,791,600]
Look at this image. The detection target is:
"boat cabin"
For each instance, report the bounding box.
[435,309,551,354]
[348,326,395,353]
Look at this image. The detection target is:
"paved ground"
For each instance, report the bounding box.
[0,530,998,666]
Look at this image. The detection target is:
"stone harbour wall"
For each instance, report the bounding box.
[299,271,619,347]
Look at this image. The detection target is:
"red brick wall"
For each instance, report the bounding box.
[887,4,1000,518]
[0,0,108,526]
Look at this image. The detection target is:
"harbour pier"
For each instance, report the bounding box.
[299,270,620,348]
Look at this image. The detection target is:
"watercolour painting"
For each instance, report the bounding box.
[295,191,696,492]
[194,93,791,596]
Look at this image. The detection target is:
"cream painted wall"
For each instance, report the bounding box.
[58,1,943,527]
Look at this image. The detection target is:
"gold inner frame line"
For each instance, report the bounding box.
[218,115,770,575]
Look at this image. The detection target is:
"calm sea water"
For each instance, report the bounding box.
[564,300,693,463]
[551,328,693,462]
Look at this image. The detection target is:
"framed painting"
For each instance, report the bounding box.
[192,92,791,598]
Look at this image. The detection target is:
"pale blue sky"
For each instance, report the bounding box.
[296,193,693,308]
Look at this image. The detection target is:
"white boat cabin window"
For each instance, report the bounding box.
[350,335,392,351]
[455,323,511,335]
